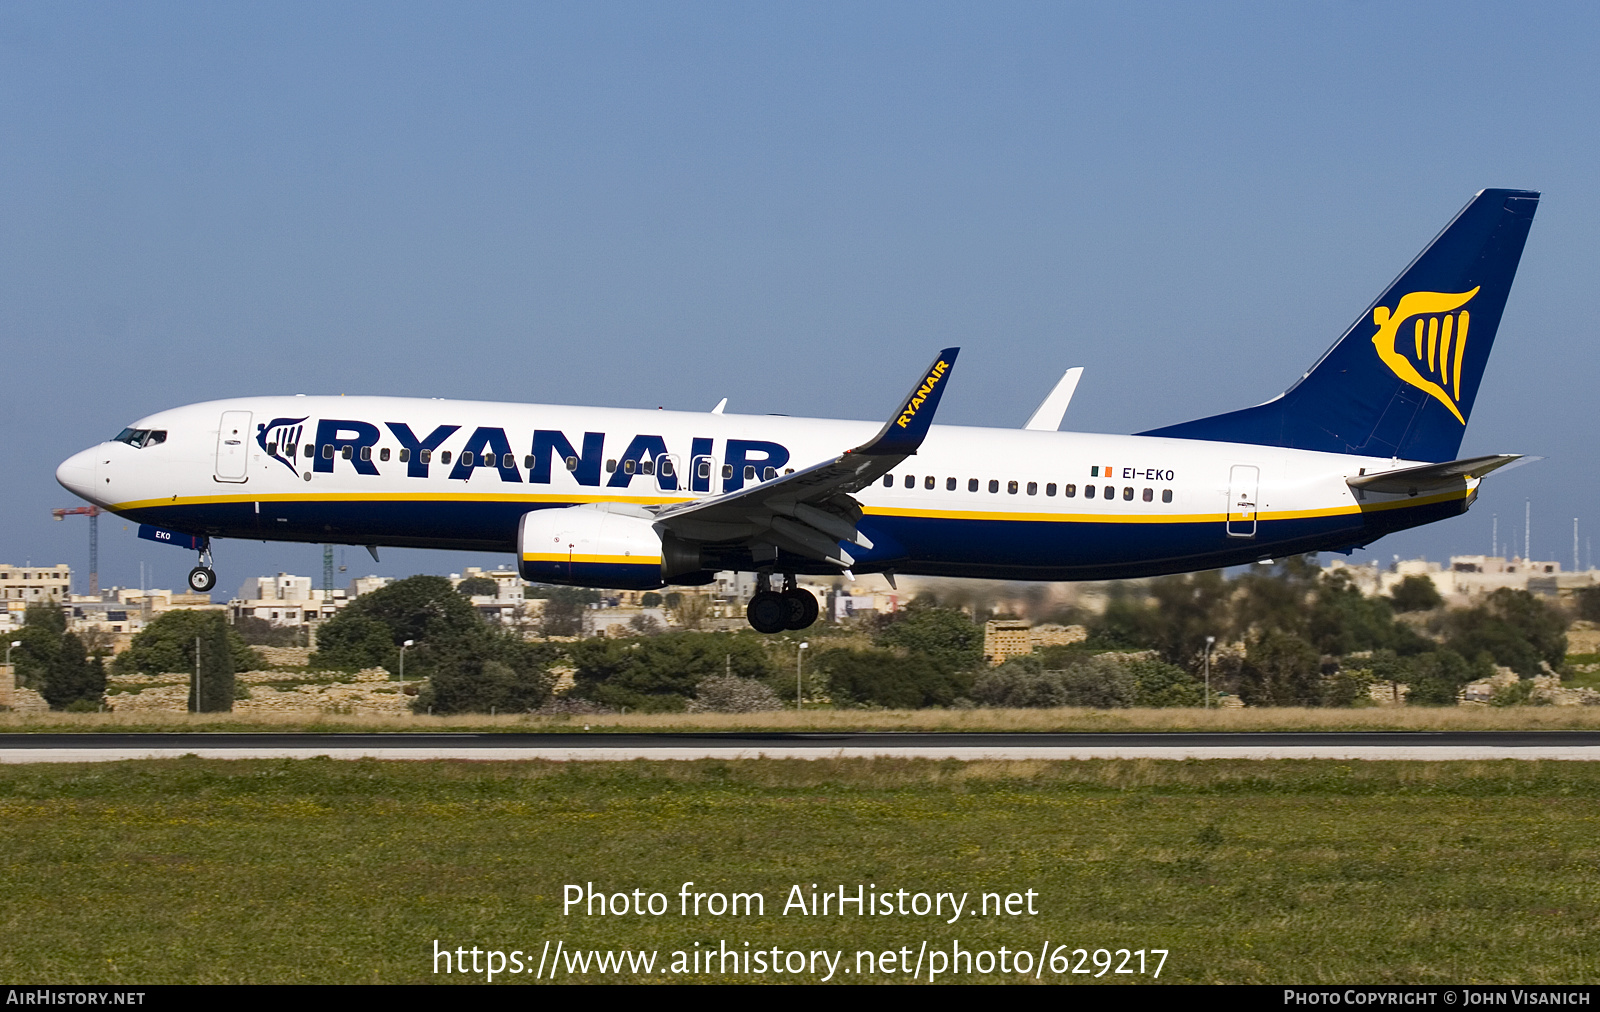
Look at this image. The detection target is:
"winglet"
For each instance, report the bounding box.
[848,348,960,457]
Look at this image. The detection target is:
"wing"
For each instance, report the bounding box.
[651,347,959,568]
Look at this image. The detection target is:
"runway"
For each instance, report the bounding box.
[5,731,1600,762]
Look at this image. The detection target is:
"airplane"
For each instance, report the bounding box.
[56,188,1539,633]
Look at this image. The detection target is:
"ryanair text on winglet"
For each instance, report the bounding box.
[895,359,950,429]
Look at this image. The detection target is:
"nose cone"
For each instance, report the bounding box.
[56,447,99,503]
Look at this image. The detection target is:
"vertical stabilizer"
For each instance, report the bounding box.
[1140,189,1539,461]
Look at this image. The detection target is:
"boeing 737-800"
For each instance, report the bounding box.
[56,189,1539,632]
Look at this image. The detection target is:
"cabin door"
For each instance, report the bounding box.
[1226,464,1259,538]
[214,411,252,483]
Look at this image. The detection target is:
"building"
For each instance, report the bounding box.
[229,573,348,626]
[983,619,1034,665]
[1325,554,1595,604]
[0,564,72,606]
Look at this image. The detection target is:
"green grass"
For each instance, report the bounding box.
[13,705,1600,734]
[2,758,1599,983]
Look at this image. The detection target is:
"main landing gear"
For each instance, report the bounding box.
[187,541,217,594]
[746,572,819,634]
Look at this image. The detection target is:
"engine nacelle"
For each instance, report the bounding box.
[519,504,705,590]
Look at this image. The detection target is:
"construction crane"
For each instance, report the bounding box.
[51,505,103,596]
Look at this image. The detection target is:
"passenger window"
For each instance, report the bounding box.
[342,445,354,460]
[763,466,777,480]
[566,456,580,471]
[440,451,452,465]
[1026,481,1037,495]
[322,445,334,459]
[989,480,999,493]
[266,442,277,456]
[722,464,734,479]
[1008,480,1018,494]
[623,458,636,474]
[1162,489,1173,503]
[696,459,710,479]
[400,448,411,463]
[360,446,372,461]
[461,450,474,467]
[503,453,514,468]
[968,478,979,492]
[924,476,935,490]
[1104,485,1114,498]
[1143,488,1153,502]
[380,448,391,462]
[744,465,757,480]
[606,459,617,473]
[659,459,674,477]
[1064,484,1076,497]
[1122,486,1133,500]
[420,449,431,463]
[641,459,654,475]
[946,477,956,491]
[905,475,915,489]
[884,475,894,487]
[1046,483,1057,496]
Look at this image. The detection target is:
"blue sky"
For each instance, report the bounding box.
[5,2,1599,593]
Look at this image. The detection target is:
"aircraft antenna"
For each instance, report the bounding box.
[51,505,102,596]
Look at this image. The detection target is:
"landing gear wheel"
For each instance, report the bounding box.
[747,591,788,634]
[188,566,217,593]
[782,588,819,630]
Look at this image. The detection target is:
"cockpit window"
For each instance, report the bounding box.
[113,428,166,448]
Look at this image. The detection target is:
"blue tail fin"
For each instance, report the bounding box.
[1140,189,1539,462]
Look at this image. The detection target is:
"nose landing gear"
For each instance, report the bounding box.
[746,572,820,633]
[187,540,217,594]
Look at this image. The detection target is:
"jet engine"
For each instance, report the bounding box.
[517,504,706,589]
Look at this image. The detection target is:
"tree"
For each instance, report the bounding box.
[820,647,972,708]
[1309,571,1411,655]
[569,632,774,711]
[526,587,601,637]
[456,576,498,597]
[111,610,260,676]
[418,655,554,715]
[312,575,480,672]
[1086,573,1231,668]
[1389,574,1444,613]
[39,632,104,710]
[1404,649,1486,706]
[1575,586,1600,623]
[873,602,983,672]
[23,601,65,637]
[188,613,235,713]
[1237,629,1323,706]
[1445,588,1566,676]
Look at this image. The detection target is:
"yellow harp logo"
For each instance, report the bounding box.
[1370,287,1479,424]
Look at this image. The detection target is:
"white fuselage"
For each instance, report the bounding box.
[56,395,1472,582]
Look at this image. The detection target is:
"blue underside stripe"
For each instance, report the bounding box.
[115,495,1464,581]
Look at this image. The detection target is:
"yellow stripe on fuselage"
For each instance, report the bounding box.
[521,553,662,566]
[112,486,1470,526]
[111,490,690,511]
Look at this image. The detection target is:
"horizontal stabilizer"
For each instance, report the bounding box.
[1347,454,1523,496]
